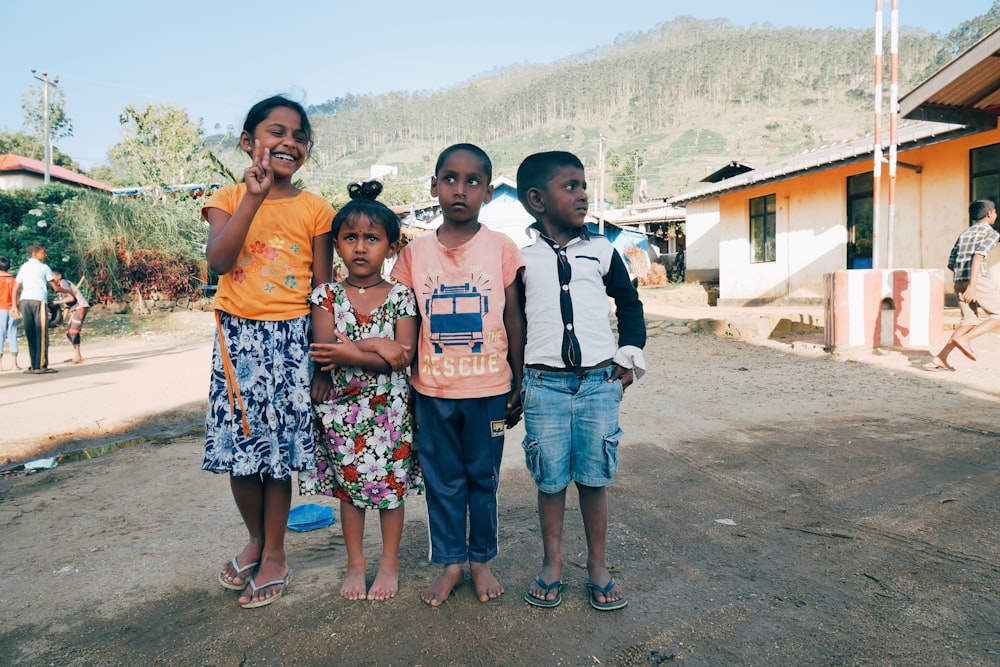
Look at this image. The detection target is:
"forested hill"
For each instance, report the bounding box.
[286,17,951,201]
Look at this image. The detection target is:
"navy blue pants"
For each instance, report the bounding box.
[414,392,507,564]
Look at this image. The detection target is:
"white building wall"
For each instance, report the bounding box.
[719,179,846,305]
[683,198,720,283]
[0,173,43,191]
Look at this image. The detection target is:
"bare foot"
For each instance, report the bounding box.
[421,564,463,606]
[470,561,504,602]
[341,568,368,601]
[368,558,399,600]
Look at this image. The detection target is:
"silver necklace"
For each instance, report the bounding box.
[343,277,386,294]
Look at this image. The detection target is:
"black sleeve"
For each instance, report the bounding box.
[603,249,646,349]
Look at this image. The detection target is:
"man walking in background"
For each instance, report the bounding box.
[13,243,71,374]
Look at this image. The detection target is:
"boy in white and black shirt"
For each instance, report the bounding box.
[515,150,645,611]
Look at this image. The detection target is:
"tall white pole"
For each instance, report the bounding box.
[598,134,606,235]
[887,0,899,269]
[42,81,50,184]
[873,1,884,269]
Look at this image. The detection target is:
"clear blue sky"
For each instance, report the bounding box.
[0,0,992,169]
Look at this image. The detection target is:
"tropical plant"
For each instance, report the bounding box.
[106,104,210,189]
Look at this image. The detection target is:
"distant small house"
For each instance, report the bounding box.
[0,154,111,192]
[389,200,441,231]
[370,164,398,180]
[602,202,686,258]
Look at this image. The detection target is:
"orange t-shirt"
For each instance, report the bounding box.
[203,184,333,320]
[0,271,14,310]
[391,227,523,399]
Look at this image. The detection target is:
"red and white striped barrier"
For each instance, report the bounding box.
[824,269,944,350]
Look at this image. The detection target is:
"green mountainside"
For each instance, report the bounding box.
[218,17,953,203]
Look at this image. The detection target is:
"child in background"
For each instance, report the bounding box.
[926,198,1000,370]
[0,256,20,370]
[391,143,525,606]
[516,151,645,611]
[203,95,333,609]
[51,269,89,364]
[299,180,422,601]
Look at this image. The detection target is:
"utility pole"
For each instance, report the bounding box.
[631,149,642,205]
[598,134,606,234]
[31,69,59,184]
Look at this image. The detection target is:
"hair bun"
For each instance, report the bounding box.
[348,180,383,201]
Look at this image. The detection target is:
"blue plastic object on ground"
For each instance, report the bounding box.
[287,503,335,532]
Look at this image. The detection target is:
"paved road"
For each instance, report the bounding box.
[0,331,212,467]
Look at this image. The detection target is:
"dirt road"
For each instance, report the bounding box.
[1,302,998,665]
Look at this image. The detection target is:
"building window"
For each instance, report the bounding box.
[749,194,776,263]
[971,143,1000,206]
[847,173,873,269]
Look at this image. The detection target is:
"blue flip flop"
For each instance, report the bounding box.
[524,577,563,608]
[586,578,628,611]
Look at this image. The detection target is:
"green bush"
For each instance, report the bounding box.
[0,187,207,303]
[0,185,82,273]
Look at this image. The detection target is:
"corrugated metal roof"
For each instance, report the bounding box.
[0,154,111,191]
[668,121,972,205]
[900,26,1000,124]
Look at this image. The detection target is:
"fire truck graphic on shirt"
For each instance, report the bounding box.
[425,281,489,354]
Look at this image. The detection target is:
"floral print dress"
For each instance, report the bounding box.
[298,281,423,509]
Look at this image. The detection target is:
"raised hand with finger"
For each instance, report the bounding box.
[244,139,273,198]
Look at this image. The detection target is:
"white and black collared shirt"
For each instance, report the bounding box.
[521,224,646,376]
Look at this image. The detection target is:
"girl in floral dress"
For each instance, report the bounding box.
[206,96,332,609]
[299,180,422,601]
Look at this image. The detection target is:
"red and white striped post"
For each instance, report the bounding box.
[824,269,944,350]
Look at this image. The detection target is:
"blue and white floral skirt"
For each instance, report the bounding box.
[202,311,316,479]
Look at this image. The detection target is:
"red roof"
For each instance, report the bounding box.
[0,154,111,191]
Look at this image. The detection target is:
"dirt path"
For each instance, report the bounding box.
[1,303,998,665]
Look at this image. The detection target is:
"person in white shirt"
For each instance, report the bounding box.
[12,243,71,374]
